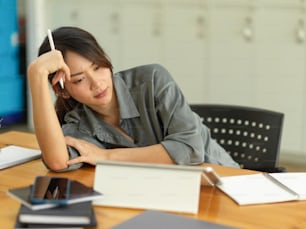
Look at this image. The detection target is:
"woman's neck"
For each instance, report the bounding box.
[96,93,120,127]
[94,93,134,142]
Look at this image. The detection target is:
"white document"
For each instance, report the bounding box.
[269,173,306,200]
[217,173,306,205]
[0,145,41,169]
[94,161,206,214]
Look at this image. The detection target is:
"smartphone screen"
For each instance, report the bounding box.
[30,176,71,204]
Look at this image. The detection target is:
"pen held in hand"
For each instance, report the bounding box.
[47,29,64,89]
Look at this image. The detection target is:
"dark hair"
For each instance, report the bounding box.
[38,26,113,124]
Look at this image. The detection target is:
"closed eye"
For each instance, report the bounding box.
[72,77,85,84]
[93,65,100,71]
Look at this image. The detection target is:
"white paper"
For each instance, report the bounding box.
[0,145,41,169]
[217,173,299,205]
[269,172,306,200]
[93,161,204,214]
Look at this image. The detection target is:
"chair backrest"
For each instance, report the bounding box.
[190,104,284,171]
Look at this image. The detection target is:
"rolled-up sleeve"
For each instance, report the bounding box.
[151,65,205,165]
[151,65,239,167]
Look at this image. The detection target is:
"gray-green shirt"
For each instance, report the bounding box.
[59,64,239,171]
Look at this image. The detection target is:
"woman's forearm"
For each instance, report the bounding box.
[28,61,69,171]
[108,144,174,164]
[65,138,175,166]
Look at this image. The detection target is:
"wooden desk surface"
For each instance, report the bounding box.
[1,131,306,229]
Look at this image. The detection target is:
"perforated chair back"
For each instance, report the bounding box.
[190,104,284,172]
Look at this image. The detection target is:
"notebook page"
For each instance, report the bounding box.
[217,173,298,205]
[269,172,306,200]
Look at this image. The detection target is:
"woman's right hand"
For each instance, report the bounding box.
[27,50,71,88]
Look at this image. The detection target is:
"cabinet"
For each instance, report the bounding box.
[163,1,209,103]
[207,1,257,105]
[44,0,209,102]
[27,0,306,160]
[254,2,306,155]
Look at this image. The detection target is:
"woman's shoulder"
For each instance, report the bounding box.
[116,63,169,76]
[115,63,173,84]
[63,103,89,124]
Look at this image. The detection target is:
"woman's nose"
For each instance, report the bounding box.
[87,72,101,90]
[90,78,101,90]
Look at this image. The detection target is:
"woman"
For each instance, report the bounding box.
[27,26,239,172]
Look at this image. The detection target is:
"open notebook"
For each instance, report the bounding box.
[217,172,306,205]
[0,145,41,169]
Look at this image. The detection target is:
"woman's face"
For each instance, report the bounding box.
[63,51,114,112]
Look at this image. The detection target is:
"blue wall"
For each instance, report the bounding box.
[0,0,25,127]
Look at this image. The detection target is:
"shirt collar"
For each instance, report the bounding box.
[66,105,134,147]
[64,74,140,145]
[68,104,103,135]
[113,74,140,119]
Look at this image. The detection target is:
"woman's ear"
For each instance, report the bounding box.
[59,90,71,99]
[53,85,70,99]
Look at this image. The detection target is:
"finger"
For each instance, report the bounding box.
[65,136,80,148]
[68,156,97,166]
[52,50,71,81]
[67,156,84,165]
[62,63,71,81]
[65,136,88,156]
[51,71,64,86]
[51,68,70,86]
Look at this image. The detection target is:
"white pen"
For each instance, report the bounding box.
[47,29,64,89]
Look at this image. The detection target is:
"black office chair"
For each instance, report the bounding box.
[190,104,285,172]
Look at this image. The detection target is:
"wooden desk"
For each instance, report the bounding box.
[1,131,306,229]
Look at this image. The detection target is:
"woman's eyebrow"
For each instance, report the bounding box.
[70,71,83,77]
[70,63,95,77]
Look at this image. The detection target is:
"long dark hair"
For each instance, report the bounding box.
[38,26,113,124]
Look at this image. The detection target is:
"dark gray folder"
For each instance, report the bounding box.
[112,210,238,229]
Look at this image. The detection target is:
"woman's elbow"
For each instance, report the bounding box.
[48,162,69,172]
[42,156,69,172]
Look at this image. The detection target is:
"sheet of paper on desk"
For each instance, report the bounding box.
[0,145,41,169]
[217,173,306,205]
[269,172,306,200]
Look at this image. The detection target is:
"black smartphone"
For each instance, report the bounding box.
[30,176,71,205]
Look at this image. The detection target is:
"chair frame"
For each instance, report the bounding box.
[190,104,284,172]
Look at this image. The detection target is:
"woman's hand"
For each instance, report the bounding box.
[65,136,109,166]
[27,50,71,87]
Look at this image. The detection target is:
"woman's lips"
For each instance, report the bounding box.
[94,88,107,98]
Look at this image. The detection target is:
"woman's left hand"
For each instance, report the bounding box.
[65,136,109,166]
